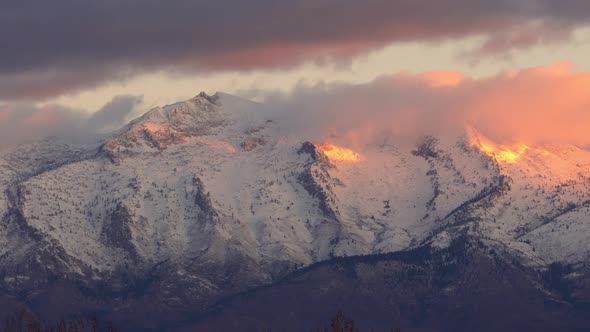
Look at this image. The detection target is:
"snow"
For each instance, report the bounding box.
[1,92,589,279]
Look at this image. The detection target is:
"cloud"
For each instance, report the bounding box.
[2,0,590,101]
[261,62,590,147]
[0,95,142,148]
[0,103,85,147]
[0,66,136,101]
[458,62,590,145]
[86,95,144,132]
[3,63,589,151]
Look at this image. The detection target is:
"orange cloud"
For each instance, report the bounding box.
[4,63,590,150]
[420,71,466,87]
[265,62,590,148]
[460,62,590,145]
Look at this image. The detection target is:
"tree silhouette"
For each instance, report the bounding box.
[317,311,401,332]
[2,310,118,332]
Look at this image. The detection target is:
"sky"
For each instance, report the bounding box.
[2,1,590,146]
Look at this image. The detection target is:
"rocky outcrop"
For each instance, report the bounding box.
[412,136,440,159]
[297,141,334,167]
[100,203,139,261]
[297,142,339,220]
[192,177,219,224]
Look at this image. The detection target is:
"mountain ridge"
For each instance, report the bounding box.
[0,92,589,330]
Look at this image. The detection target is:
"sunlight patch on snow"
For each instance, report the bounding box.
[194,137,236,153]
[468,128,553,164]
[316,143,361,162]
[476,139,554,164]
[478,141,529,164]
[142,122,164,132]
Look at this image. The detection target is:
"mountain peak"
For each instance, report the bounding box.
[192,91,220,105]
[101,93,229,160]
[99,92,264,162]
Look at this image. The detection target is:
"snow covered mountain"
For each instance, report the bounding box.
[1,92,589,330]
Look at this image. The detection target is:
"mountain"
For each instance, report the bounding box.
[183,236,590,332]
[0,92,589,331]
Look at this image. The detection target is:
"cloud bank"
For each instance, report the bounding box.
[3,63,589,150]
[263,62,590,147]
[2,0,590,100]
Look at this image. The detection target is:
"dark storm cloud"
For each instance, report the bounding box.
[2,0,589,100]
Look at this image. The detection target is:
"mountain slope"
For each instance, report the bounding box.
[0,92,589,329]
[182,236,590,332]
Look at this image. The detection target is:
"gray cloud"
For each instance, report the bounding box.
[0,103,85,147]
[86,94,143,132]
[2,0,590,101]
[0,95,142,148]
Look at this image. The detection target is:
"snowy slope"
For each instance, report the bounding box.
[1,92,589,290]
